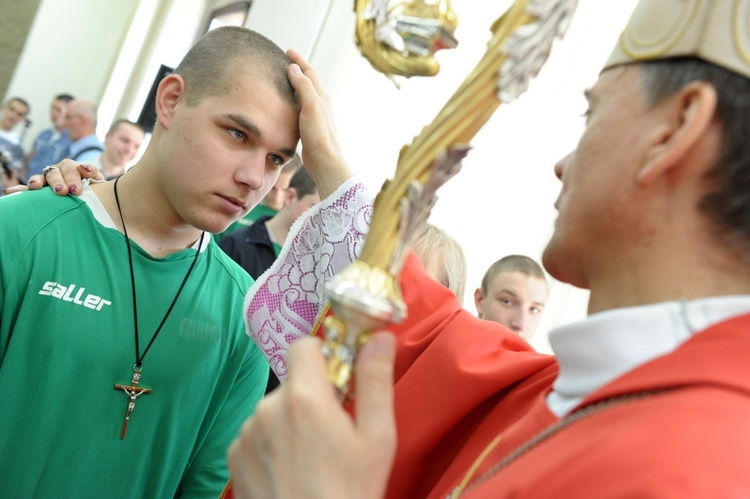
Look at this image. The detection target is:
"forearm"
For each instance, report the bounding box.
[304,151,353,201]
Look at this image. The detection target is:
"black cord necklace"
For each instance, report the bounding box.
[112,176,204,438]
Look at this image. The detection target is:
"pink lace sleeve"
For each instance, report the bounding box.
[243,178,373,381]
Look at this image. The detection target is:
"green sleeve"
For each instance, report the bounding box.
[177,340,269,497]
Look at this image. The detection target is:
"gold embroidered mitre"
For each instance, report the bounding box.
[604,0,750,78]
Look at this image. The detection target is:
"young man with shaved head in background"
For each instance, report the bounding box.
[474,255,548,340]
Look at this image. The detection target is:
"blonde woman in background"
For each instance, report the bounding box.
[411,223,467,305]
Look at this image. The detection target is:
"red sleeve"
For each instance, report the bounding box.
[384,252,557,498]
[223,254,557,499]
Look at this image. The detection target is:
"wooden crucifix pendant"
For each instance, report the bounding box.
[114,367,152,439]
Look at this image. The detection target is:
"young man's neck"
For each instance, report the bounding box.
[91,167,203,258]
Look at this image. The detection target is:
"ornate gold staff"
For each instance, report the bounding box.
[354,0,459,79]
[323,0,579,397]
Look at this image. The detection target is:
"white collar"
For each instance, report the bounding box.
[546,296,750,417]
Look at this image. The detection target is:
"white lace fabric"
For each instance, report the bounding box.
[243,178,374,381]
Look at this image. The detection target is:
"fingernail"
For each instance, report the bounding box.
[369,333,396,356]
[54,184,63,192]
[69,185,78,195]
[29,178,39,184]
[82,164,92,172]
[289,64,301,74]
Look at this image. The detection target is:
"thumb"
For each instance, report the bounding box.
[287,63,313,101]
[354,332,397,440]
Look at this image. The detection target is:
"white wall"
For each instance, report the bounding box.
[7,0,640,352]
[7,0,141,144]
[292,0,640,352]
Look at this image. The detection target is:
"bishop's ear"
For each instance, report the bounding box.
[154,74,187,130]
[637,81,718,185]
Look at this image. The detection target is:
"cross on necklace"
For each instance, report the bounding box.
[114,367,152,439]
[111,177,203,440]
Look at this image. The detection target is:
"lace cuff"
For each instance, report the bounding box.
[244,177,374,381]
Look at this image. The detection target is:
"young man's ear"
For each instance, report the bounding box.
[474,288,485,317]
[154,74,187,130]
[637,81,718,185]
[285,187,298,205]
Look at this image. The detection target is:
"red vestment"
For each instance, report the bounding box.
[384,254,750,497]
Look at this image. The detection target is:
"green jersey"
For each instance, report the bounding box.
[0,187,267,498]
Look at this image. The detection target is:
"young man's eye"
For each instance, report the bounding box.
[228,129,246,140]
[269,155,284,166]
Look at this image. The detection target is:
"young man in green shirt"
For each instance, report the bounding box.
[0,26,343,497]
